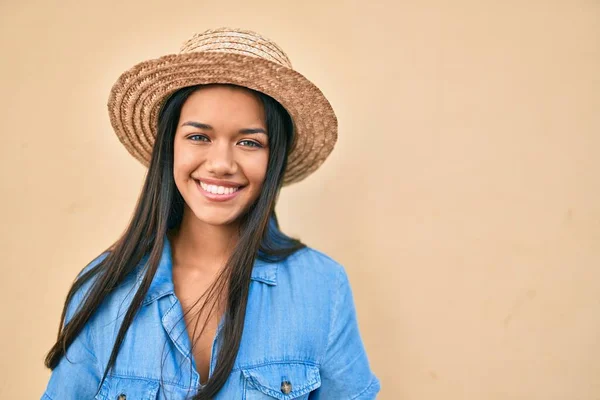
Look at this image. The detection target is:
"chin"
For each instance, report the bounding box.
[194,210,241,227]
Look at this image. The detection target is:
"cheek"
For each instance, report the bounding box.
[173,145,197,179]
[246,153,269,187]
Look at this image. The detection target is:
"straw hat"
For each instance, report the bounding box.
[107,27,337,186]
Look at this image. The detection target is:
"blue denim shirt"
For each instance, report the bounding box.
[42,235,381,399]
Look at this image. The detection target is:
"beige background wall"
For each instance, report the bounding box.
[1,0,598,399]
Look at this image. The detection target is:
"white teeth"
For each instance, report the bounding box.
[199,181,239,195]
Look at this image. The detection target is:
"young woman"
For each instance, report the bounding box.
[42,28,380,399]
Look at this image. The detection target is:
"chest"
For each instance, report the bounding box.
[173,269,225,385]
[95,268,332,398]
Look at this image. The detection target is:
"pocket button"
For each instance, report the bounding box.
[281,380,292,394]
[117,394,127,400]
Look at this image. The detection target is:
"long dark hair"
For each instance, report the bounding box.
[44,83,306,399]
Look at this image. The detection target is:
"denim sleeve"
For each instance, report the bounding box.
[311,266,381,399]
[41,253,108,400]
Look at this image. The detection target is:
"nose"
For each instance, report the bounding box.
[204,141,238,176]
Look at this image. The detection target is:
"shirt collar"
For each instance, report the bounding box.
[140,234,278,306]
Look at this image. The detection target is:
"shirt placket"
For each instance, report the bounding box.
[202,314,226,389]
[161,295,200,387]
[162,294,227,390]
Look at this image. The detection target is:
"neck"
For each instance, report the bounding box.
[167,208,240,276]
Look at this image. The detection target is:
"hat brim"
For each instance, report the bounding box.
[107,51,337,186]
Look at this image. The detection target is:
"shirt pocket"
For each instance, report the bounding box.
[94,375,160,400]
[241,362,321,400]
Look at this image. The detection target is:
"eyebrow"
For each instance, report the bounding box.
[181,121,267,135]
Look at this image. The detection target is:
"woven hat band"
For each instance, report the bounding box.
[179,30,292,68]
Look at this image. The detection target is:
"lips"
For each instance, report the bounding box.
[194,179,245,202]
[199,180,241,195]
[196,177,244,189]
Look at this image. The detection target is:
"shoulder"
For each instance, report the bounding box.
[68,250,144,328]
[286,245,345,272]
[77,251,109,276]
[69,250,114,305]
[275,245,349,295]
[65,251,111,324]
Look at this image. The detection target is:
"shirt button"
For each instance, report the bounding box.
[117,394,127,400]
[281,380,292,394]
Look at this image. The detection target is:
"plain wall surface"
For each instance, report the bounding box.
[1,1,599,399]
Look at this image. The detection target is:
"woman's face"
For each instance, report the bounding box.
[173,85,269,227]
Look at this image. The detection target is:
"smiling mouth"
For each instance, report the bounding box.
[194,179,246,199]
